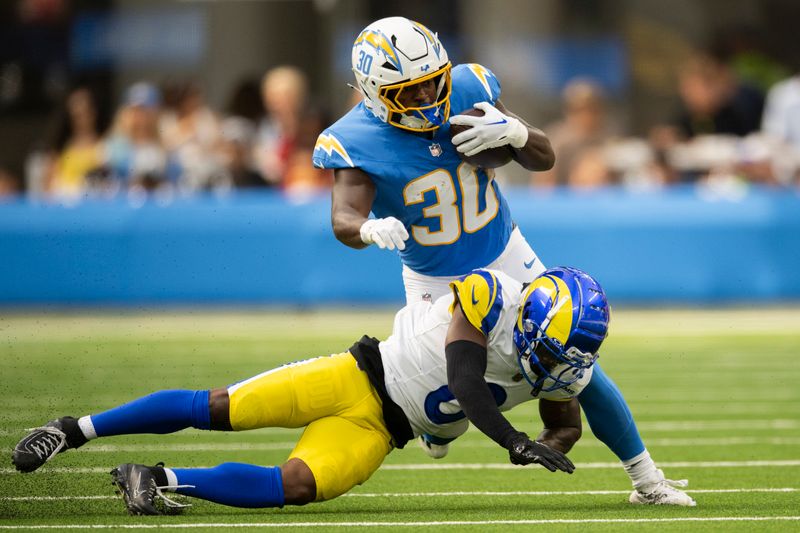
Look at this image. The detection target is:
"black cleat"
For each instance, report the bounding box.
[111,463,187,516]
[12,417,82,473]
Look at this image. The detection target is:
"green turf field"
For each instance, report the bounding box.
[1,308,799,531]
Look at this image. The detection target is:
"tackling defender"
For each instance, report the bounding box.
[13,268,694,514]
[313,16,685,505]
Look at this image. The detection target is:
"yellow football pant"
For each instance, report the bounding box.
[227,352,393,501]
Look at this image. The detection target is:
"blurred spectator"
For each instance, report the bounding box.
[761,72,800,152]
[42,85,109,199]
[103,82,173,195]
[711,27,791,94]
[254,65,331,196]
[255,66,308,186]
[160,80,221,192]
[533,79,617,189]
[0,166,21,199]
[673,52,764,139]
[225,77,264,124]
[210,116,269,190]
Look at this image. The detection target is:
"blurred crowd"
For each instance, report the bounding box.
[533,49,800,192]
[2,47,800,203]
[17,66,333,203]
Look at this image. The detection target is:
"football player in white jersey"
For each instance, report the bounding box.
[315,16,690,508]
[12,267,694,515]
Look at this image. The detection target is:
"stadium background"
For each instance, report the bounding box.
[1,0,800,305]
[1,1,800,530]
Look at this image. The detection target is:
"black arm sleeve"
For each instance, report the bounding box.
[446,340,524,449]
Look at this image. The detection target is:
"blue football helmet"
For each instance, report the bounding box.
[513,267,610,394]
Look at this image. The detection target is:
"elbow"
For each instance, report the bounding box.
[539,150,556,171]
[531,144,555,171]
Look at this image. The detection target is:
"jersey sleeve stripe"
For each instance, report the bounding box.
[478,271,504,335]
[313,133,354,167]
[449,270,504,336]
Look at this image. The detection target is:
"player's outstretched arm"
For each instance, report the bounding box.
[445,303,573,474]
[536,398,582,454]
[332,168,409,251]
[331,168,376,249]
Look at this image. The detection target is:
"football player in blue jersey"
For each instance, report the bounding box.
[12,268,694,515]
[313,16,689,508]
[314,17,552,301]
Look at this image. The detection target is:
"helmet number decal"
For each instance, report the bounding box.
[403,163,500,246]
[356,50,373,76]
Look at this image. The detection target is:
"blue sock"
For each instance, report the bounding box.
[578,364,645,461]
[91,390,211,437]
[172,463,285,508]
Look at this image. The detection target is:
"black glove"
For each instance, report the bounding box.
[508,434,575,474]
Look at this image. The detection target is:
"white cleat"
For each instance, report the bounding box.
[418,435,449,459]
[629,469,697,506]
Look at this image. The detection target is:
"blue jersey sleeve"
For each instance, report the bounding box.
[312,130,355,169]
[450,64,503,114]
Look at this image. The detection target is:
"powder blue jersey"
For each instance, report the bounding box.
[313,64,514,276]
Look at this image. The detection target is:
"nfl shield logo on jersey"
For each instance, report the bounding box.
[429,143,443,157]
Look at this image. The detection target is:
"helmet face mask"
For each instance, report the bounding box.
[351,17,452,132]
[513,267,610,394]
[379,64,452,131]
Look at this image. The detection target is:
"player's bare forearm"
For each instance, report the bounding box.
[495,101,555,171]
[511,124,555,171]
[331,206,368,248]
[331,167,376,249]
[536,398,582,453]
[537,427,581,454]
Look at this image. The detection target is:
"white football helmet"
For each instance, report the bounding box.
[351,17,452,132]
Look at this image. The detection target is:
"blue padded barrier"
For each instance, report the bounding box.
[0,187,798,305]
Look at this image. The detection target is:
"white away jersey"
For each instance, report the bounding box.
[378,269,592,441]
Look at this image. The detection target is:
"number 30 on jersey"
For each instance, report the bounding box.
[403,163,500,246]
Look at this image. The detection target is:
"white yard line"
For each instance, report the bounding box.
[2,487,797,502]
[2,459,799,475]
[0,517,799,529]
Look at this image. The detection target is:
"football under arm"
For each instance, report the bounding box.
[445,302,523,449]
[494,100,555,172]
[536,398,582,454]
[331,167,376,249]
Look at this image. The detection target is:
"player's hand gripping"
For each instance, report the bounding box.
[508,434,575,474]
[450,101,529,157]
[359,217,409,251]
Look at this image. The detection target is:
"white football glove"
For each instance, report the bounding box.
[450,101,529,157]
[359,217,409,251]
